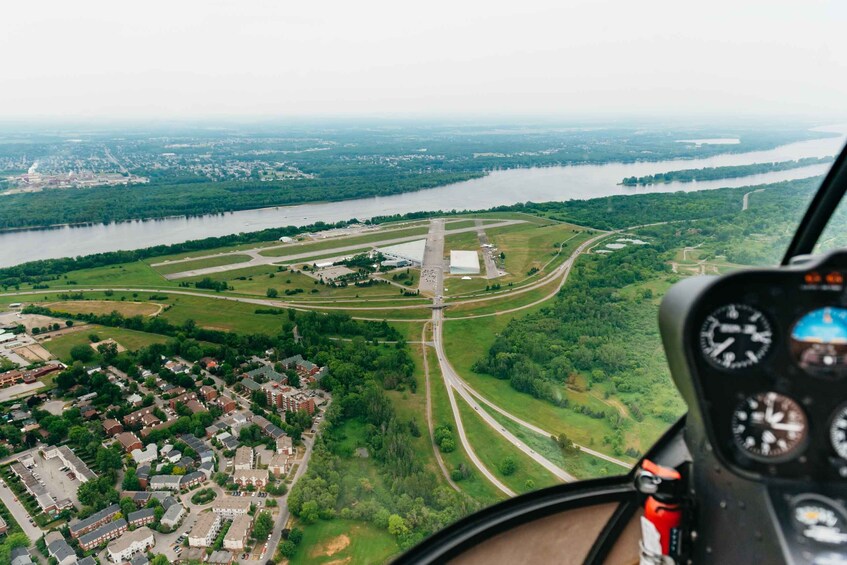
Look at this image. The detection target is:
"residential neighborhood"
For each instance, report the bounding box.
[0,310,328,564]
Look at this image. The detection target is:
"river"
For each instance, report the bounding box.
[1,127,845,268]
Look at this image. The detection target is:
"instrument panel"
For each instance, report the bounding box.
[685,253,847,482]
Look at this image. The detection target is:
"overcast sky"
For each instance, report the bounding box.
[2,0,847,121]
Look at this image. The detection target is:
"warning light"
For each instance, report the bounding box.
[826,272,844,285]
[805,272,822,285]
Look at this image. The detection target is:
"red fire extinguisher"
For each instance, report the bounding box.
[636,459,684,562]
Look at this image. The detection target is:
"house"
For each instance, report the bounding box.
[78,518,128,551]
[276,435,293,455]
[11,461,65,515]
[233,469,269,488]
[188,512,221,547]
[184,398,206,414]
[103,418,123,436]
[160,503,186,529]
[136,465,151,489]
[169,391,198,410]
[211,496,251,519]
[200,385,218,401]
[131,443,158,465]
[130,555,150,565]
[149,475,182,491]
[127,508,156,527]
[254,446,273,466]
[107,526,155,563]
[240,378,261,393]
[127,393,143,407]
[268,452,289,477]
[223,514,252,550]
[207,550,233,564]
[215,395,237,413]
[140,413,161,427]
[69,504,121,538]
[199,461,215,479]
[11,547,35,565]
[116,432,143,453]
[46,538,77,565]
[233,446,254,470]
[245,365,286,383]
[43,445,97,483]
[221,435,239,451]
[123,406,155,426]
[165,450,182,464]
[180,471,206,489]
[200,357,218,370]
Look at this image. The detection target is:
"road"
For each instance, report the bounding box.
[420,322,461,492]
[742,188,765,210]
[432,311,576,484]
[418,218,446,296]
[475,219,501,279]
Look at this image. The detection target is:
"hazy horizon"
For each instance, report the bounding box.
[3,0,847,121]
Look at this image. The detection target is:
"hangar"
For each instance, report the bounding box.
[449,250,480,275]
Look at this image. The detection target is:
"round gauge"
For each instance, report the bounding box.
[831,404,847,459]
[791,494,847,546]
[699,304,773,370]
[791,307,847,377]
[731,392,808,461]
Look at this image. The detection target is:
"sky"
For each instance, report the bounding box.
[2,0,847,121]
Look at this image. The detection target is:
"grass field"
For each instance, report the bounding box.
[41,326,167,362]
[44,299,163,317]
[152,253,254,275]
[481,403,629,479]
[425,345,505,505]
[288,518,399,565]
[455,395,560,494]
[37,261,171,289]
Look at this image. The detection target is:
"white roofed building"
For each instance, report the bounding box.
[450,250,481,275]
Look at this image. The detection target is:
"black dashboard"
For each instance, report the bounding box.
[661,250,847,563]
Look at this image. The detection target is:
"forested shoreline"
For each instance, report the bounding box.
[620,156,832,186]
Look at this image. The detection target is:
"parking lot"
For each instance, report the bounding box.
[35,452,82,507]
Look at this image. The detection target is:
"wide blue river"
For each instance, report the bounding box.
[0,126,845,267]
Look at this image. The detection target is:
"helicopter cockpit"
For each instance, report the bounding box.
[396,149,847,564]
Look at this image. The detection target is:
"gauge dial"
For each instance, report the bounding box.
[791,307,847,376]
[700,304,772,370]
[831,404,847,459]
[791,494,847,546]
[732,392,808,461]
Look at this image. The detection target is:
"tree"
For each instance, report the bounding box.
[288,528,303,545]
[253,511,274,539]
[280,540,297,558]
[299,500,319,524]
[97,341,119,362]
[266,288,279,298]
[78,476,119,509]
[150,556,170,565]
[96,446,123,473]
[388,514,409,536]
[70,344,95,363]
[122,468,141,491]
[498,456,517,476]
[65,320,74,327]
[120,497,136,518]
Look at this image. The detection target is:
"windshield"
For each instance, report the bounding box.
[0,2,845,563]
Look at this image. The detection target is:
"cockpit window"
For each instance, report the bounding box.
[2,4,847,563]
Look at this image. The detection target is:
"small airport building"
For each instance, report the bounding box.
[450,250,481,275]
[378,239,426,268]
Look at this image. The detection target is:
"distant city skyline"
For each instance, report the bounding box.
[3,0,847,120]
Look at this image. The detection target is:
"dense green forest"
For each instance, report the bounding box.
[285,313,476,554]
[620,157,833,186]
[0,171,482,229]
[472,175,840,455]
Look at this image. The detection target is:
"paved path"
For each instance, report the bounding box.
[418,219,446,296]
[420,322,461,492]
[432,310,577,484]
[742,188,765,210]
[475,220,501,279]
[0,475,45,542]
